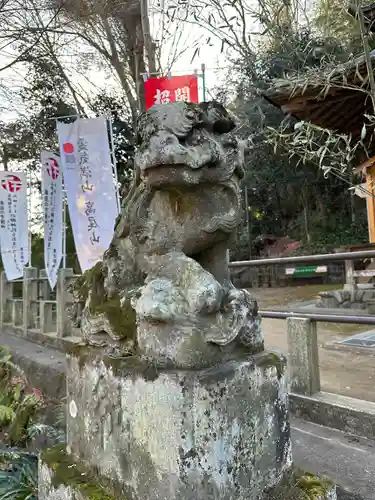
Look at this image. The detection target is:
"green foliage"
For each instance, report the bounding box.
[0,347,64,500]
[0,346,45,447]
[0,449,38,500]
[314,0,375,52]
[0,406,16,426]
[72,262,136,339]
[218,11,368,257]
[26,422,64,443]
[292,218,369,255]
[0,346,24,387]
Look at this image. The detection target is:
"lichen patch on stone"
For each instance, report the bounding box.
[263,468,336,499]
[41,445,122,500]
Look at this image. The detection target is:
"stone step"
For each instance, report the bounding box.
[0,328,66,403]
[290,391,375,441]
[292,417,375,499]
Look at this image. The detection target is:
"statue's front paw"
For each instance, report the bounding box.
[224,289,263,351]
[135,278,190,323]
[204,288,262,348]
[222,288,258,317]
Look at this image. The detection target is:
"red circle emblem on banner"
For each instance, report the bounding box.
[63,142,74,154]
[1,174,22,192]
[45,158,60,180]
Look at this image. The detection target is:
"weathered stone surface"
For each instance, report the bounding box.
[39,458,338,500]
[289,391,375,441]
[263,467,337,499]
[39,462,75,500]
[327,486,338,499]
[39,459,337,500]
[287,317,320,396]
[317,289,375,309]
[66,350,291,500]
[38,452,121,500]
[68,101,264,367]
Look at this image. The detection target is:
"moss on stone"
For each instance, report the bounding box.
[103,355,160,380]
[93,295,137,341]
[42,445,122,500]
[256,351,287,380]
[64,343,92,368]
[72,261,137,340]
[264,468,334,499]
[73,262,104,304]
[65,345,160,380]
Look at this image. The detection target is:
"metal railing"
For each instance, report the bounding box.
[263,310,375,401]
[271,311,375,440]
[229,248,375,268]
[260,310,375,324]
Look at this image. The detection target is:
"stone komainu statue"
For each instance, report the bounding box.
[69,101,264,367]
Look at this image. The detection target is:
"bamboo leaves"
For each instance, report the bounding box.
[266,116,364,176]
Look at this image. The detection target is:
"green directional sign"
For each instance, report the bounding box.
[285,265,328,276]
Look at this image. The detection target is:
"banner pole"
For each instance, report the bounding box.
[53,118,68,271]
[27,169,32,267]
[201,63,206,101]
[62,189,67,269]
[108,116,121,214]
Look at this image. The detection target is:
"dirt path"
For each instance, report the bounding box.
[252,286,375,402]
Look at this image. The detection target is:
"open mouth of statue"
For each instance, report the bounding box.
[142,163,202,187]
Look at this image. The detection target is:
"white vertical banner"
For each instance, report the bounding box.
[0,172,29,280]
[56,117,119,272]
[41,151,63,289]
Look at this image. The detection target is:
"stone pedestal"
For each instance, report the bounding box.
[39,463,75,500]
[38,458,337,500]
[56,350,292,500]
[38,449,122,500]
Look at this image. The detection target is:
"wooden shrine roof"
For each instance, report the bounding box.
[263,53,375,145]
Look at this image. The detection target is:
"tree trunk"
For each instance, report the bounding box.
[50,48,84,115]
[125,19,147,113]
[29,0,84,115]
[1,145,8,171]
[301,191,311,243]
[101,16,139,124]
[140,0,157,74]
[350,172,356,223]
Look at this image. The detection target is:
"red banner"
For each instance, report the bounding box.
[144,75,199,110]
